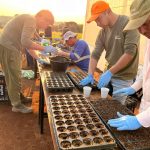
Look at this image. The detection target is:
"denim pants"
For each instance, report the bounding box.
[111,78,133,105]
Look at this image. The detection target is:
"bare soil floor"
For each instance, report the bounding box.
[0,77,54,150]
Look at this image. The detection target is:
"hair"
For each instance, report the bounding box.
[35,10,54,25]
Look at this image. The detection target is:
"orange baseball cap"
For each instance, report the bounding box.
[87,1,109,23]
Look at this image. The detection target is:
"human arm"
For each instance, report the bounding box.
[69,40,89,61]
[80,31,104,86]
[57,50,70,58]
[108,112,142,131]
[20,15,55,53]
[79,57,98,85]
[26,49,49,65]
[136,107,150,128]
[109,53,134,74]
[97,53,134,89]
[97,29,140,88]
[113,65,143,95]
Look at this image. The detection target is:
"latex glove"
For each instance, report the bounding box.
[41,39,50,46]
[108,112,142,131]
[21,70,34,79]
[113,87,136,96]
[79,74,94,86]
[97,70,112,89]
[67,68,78,73]
[41,46,57,55]
[37,58,50,65]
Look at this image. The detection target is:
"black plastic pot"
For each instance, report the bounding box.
[50,56,71,72]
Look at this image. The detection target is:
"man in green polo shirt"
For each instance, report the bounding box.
[0,10,56,113]
[80,1,140,105]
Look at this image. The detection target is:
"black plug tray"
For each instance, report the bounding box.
[45,71,74,92]
[67,71,98,91]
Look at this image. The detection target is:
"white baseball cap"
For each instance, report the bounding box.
[63,31,77,41]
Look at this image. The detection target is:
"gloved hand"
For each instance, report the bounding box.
[37,58,50,65]
[41,39,50,46]
[108,112,142,131]
[21,70,34,79]
[67,68,78,73]
[113,87,136,96]
[97,70,112,89]
[79,74,94,86]
[41,46,57,55]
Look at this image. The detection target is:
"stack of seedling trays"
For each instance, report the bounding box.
[0,71,9,102]
[90,99,150,150]
[45,71,74,92]
[67,71,98,91]
[48,94,116,150]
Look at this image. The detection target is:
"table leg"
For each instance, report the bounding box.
[39,79,44,134]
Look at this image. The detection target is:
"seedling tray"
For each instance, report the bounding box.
[67,71,98,91]
[90,99,150,150]
[44,71,74,92]
[48,94,116,150]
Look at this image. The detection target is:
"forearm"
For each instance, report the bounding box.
[29,42,44,51]
[137,107,150,127]
[109,53,133,74]
[58,51,70,58]
[88,57,98,75]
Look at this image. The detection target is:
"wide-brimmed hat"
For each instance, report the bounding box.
[87,1,109,23]
[124,0,150,30]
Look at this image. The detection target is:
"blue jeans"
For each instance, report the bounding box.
[111,78,133,105]
[25,49,34,67]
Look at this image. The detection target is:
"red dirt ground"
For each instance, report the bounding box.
[0,77,54,150]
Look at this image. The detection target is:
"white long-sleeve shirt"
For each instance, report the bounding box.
[131,40,150,127]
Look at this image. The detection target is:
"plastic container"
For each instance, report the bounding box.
[50,56,70,72]
[101,88,109,98]
[83,86,92,98]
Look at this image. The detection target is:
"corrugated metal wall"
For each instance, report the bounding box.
[83,0,147,71]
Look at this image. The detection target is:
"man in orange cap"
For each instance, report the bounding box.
[80,1,140,105]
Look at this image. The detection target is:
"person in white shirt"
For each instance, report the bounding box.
[108,0,150,131]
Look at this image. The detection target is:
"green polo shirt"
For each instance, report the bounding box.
[92,15,140,80]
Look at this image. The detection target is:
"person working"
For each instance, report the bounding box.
[108,0,150,131]
[57,26,71,51]
[0,10,56,113]
[80,1,140,105]
[57,31,90,72]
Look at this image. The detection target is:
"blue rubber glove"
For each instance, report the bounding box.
[37,58,50,65]
[113,87,136,96]
[67,68,78,73]
[79,74,94,86]
[108,112,142,131]
[41,46,57,55]
[97,70,112,89]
